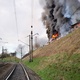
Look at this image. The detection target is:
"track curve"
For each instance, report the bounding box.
[5,63,30,80]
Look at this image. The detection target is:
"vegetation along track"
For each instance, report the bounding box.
[5,63,30,80]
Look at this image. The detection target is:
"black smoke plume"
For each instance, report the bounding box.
[41,0,80,39]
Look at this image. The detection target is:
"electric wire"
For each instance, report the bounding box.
[63,0,80,26]
[68,6,80,26]
[31,0,34,26]
[13,0,19,42]
[64,0,80,19]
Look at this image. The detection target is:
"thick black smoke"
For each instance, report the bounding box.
[41,0,80,39]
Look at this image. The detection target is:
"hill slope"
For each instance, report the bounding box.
[23,29,80,80]
[24,28,80,59]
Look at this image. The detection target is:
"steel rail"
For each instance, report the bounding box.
[20,63,30,80]
[5,65,16,80]
[5,63,30,80]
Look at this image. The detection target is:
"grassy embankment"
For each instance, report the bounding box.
[23,29,80,80]
[0,56,20,63]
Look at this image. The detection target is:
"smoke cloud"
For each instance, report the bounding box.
[41,0,80,39]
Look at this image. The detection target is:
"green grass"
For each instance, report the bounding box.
[23,57,46,71]
[23,29,80,80]
[0,56,20,63]
[23,53,80,80]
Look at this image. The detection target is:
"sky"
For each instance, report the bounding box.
[0,0,48,57]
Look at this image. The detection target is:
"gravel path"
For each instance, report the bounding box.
[8,64,27,80]
[0,63,13,80]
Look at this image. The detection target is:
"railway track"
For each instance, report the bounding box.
[0,63,8,67]
[5,63,30,80]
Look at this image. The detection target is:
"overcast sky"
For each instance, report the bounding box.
[0,0,48,56]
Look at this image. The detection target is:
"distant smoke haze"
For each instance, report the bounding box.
[40,0,80,39]
[78,0,80,2]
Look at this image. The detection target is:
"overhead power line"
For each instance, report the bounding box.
[31,0,34,25]
[13,0,19,41]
